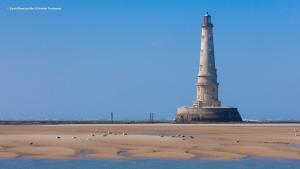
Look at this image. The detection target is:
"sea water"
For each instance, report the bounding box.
[0,158,300,169]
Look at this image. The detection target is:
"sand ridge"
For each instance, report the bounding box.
[0,124,300,160]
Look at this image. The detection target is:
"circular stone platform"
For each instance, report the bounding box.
[176,107,242,123]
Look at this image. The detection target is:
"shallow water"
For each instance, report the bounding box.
[0,158,300,169]
[287,144,300,149]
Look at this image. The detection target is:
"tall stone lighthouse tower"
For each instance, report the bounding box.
[176,12,242,122]
[195,12,221,108]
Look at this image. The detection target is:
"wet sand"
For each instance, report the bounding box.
[0,124,300,160]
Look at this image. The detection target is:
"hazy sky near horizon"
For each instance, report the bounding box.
[0,0,299,120]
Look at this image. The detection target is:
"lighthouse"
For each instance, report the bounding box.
[176,12,242,122]
[195,12,221,108]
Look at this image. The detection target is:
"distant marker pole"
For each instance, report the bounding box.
[149,112,154,123]
[152,113,154,123]
[111,112,114,124]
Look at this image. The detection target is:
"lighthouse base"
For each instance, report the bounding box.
[175,106,242,123]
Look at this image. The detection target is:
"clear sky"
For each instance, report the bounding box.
[0,0,299,120]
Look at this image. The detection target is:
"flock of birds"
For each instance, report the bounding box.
[28,131,197,145]
[169,134,194,141]
[54,132,194,141]
[28,128,299,146]
[53,130,128,141]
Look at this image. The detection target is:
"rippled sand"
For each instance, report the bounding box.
[0,124,300,160]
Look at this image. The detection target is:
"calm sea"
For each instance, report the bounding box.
[0,158,300,169]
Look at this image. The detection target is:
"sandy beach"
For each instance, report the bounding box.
[0,124,300,160]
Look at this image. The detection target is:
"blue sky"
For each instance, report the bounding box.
[0,0,299,120]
